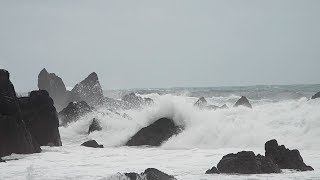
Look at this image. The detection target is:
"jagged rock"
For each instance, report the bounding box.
[125,168,176,180]
[59,101,93,126]
[68,72,105,107]
[265,139,313,171]
[122,93,153,109]
[234,96,252,108]
[194,97,207,108]
[216,151,281,174]
[88,118,102,134]
[311,92,320,99]
[0,69,41,157]
[205,166,220,174]
[18,90,62,146]
[81,140,103,148]
[126,118,182,146]
[38,68,67,111]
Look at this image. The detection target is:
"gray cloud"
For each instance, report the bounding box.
[1,0,319,92]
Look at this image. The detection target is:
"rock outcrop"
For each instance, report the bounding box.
[0,158,5,162]
[215,151,280,174]
[0,69,41,157]
[234,96,252,108]
[126,118,182,146]
[265,139,313,171]
[125,168,176,180]
[311,91,320,99]
[205,166,220,174]
[68,72,105,107]
[88,118,102,134]
[59,101,93,126]
[122,93,153,109]
[19,90,62,146]
[194,97,207,108]
[81,140,103,148]
[38,68,67,111]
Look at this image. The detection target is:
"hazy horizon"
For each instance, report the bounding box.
[1,0,320,92]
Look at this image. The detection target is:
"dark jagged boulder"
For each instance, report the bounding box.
[126,118,182,146]
[265,139,313,171]
[125,168,176,180]
[194,97,207,108]
[19,90,62,146]
[38,68,67,111]
[311,92,320,99]
[81,140,103,148]
[234,96,252,108]
[0,69,41,157]
[122,93,153,109]
[88,118,102,134]
[59,101,93,126]
[215,151,280,174]
[205,166,220,174]
[68,72,105,107]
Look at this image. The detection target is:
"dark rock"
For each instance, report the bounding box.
[18,90,62,146]
[88,118,102,134]
[59,101,93,126]
[126,118,182,146]
[234,96,252,108]
[0,158,5,162]
[122,93,153,109]
[311,92,320,99]
[205,166,220,174]
[125,168,176,180]
[68,72,105,107]
[81,140,103,148]
[194,97,207,108]
[38,68,67,111]
[0,69,41,157]
[216,151,281,174]
[265,139,313,171]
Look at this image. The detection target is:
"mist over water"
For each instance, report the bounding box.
[61,84,320,150]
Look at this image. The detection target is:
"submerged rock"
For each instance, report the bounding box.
[126,118,182,146]
[234,96,252,108]
[265,139,313,171]
[38,68,67,111]
[81,140,103,148]
[88,118,102,134]
[0,69,41,157]
[311,91,320,99]
[124,168,176,180]
[216,151,280,174]
[59,101,93,126]
[19,90,62,146]
[194,97,207,108]
[205,166,220,174]
[68,72,105,107]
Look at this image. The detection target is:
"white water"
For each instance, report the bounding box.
[1,94,320,179]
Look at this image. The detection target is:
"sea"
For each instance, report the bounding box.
[1,84,320,180]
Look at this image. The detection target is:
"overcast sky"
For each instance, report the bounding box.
[1,0,320,92]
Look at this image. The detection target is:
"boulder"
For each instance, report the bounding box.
[205,166,220,174]
[126,118,182,146]
[234,96,252,108]
[311,92,320,99]
[59,101,93,126]
[194,97,207,108]
[125,168,176,180]
[81,140,103,148]
[68,72,105,107]
[88,118,102,134]
[216,151,280,174]
[122,93,153,109]
[265,139,313,171]
[18,90,62,146]
[0,69,41,157]
[38,68,67,111]
[220,104,228,109]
